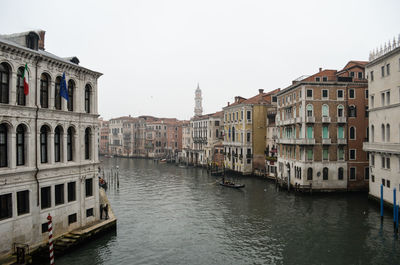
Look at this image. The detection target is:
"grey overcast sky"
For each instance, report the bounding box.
[1,0,399,120]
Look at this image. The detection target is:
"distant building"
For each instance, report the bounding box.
[0,30,102,256]
[276,61,369,191]
[223,89,278,175]
[99,118,109,155]
[364,38,400,205]
[194,83,203,117]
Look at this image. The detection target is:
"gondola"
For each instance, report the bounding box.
[219,181,245,189]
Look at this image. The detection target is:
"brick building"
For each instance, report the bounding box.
[276,61,368,191]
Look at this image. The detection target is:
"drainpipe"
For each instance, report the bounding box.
[34,55,42,206]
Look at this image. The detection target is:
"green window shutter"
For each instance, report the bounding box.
[307,149,313,160]
[307,126,313,139]
[323,126,328,139]
[338,126,344,139]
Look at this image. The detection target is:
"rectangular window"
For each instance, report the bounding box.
[337,90,343,99]
[371,175,375,182]
[41,186,51,209]
[247,111,251,121]
[322,76,327,82]
[349,89,355,99]
[247,132,250,143]
[42,222,48,233]
[387,64,390,75]
[349,149,356,160]
[381,93,385,106]
[68,213,77,225]
[370,71,374,81]
[86,208,94,217]
[306,89,313,98]
[382,156,385,168]
[323,148,329,160]
[307,126,313,139]
[387,180,391,188]
[17,190,29,215]
[322,89,328,98]
[85,178,93,197]
[350,167,356,180]
[315,77,320,82]
[381,66,385,77]
[365,89,368,99]
[387,157,390,169]
[0,193,12,220]
[382,178,386,186]
[338,126,344,139]
[350,72,355,77]
[322,126,328,139]
[370,95,374,108]
[338,147,344,160]
[371,154,375,166]
[307,149,313,160]
[55,184,64,206]
[358,72,363,79]
[364,167,369,180]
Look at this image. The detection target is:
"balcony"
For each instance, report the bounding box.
[322,138,331,145]
[321,117,331,123]
[363,142,400,154]
[277,138,296,144]
[337,138,347,145]
[296,138,315,145]
[296,117,302,123]
[337,117,346,123]
[305,116,315,123]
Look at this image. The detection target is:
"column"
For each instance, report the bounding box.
[10,129,16,169]
[49,80,55,109]
[48,132,54,164]
[10,72,17,105]
[74,129,80,163]
[62,132,68,164]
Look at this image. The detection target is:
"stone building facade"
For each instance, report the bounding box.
[0,30,102,256]
[276,62,368,191]
[364,40,400,205]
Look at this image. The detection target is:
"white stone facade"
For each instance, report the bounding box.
[0,31,102,256]
[364,46,400,205]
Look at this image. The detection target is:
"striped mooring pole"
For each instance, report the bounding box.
[47,214,55,265]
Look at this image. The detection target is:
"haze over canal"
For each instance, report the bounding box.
[53,157,400,265]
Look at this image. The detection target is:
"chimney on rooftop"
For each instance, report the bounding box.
[38,30,46,50]
[319,67,322,72]
[228,102,230,106]
[259,89,264,94]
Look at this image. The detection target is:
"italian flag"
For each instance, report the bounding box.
[22,63,29,95]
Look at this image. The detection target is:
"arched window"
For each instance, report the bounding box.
[0,124,8,167]
[323,167,328,180]
[54,76,61,110]
[322,104,329,117]
[85,128,91,159]
[54,126,62,162]
[386,124,390,142]
[40,125,49,163]
[67,80,74,111]
[307,167,313,180]
[0,63,10,104]
[67,127,74,161]
[381,124,385,142]
[40,74,49,108]
[349,127,356,140]
[337,105,344,117]
[85,84,91,113]
[306,104,313,117]
[232,126,235,142]
[17,67,26,106]
[338,167,344,180]
[371,125,374,143]
[16,124,26,166]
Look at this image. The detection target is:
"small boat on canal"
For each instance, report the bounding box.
[219,181,245,189]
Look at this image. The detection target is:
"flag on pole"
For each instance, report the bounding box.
[22,63,29,95]
[60,72,69,101]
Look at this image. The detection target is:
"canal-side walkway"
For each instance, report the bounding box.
[0,188,116,265]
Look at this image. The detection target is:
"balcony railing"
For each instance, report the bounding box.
[296,117,302,123]
[322,138,331,145]
[277,138,296,144]
[337,138,347,145]
[297,138,315,145]
[337,117,347,123]
[305,116,315,123]
[322,117,331,123]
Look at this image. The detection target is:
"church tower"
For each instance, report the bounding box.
[194,83,203,116]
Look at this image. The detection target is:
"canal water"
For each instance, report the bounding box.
[53,157,400,265]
